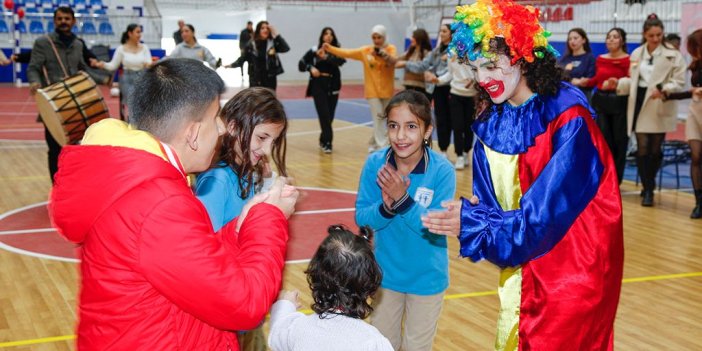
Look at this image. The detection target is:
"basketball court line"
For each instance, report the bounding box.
[0,187,358,263]
[1,271,700,349]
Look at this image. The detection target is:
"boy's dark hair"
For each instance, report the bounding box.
[474,37,563,118]
[306,225,381,320]
[218,87,288,198]
[130,58,225,142]
[54,6,74,20]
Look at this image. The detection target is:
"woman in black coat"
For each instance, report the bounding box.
[228,21,289,90]
[298,27,346,153]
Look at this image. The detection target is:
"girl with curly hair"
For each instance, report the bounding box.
[422,0,624,350]
[268,225,392,351]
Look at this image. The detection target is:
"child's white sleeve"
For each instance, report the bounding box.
[268,299,304,350]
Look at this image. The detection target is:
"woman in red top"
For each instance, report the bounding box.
[584,27,630,184]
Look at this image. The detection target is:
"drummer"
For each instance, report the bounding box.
[27,6,100,183]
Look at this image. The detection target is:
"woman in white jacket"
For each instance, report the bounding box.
[436,56,478,169]
[619,14,685,206]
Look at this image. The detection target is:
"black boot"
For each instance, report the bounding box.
[691,189,702,219]
[637,156,654,206]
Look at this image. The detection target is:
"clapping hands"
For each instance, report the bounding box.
[376,164,409,209]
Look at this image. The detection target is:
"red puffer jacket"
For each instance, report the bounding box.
[50,144,288,350]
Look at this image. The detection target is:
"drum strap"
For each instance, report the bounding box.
[43,35,70,84]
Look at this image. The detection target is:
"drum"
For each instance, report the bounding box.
[35,71,111,145]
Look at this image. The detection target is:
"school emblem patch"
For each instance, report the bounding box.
[414,187,434,208]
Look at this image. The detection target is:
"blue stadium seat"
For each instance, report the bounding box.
[46,21,54,33]
[74,0,87,5]
[90,0,104,7]
[82,21,97,35]
[25,7,41,20]
[72,24,80,34]
[29,20,44,34]
[98,21,113,35]
[18,21,27,34]
[57,0,70,7]
[93,8,107,15]
[0,19,8,33]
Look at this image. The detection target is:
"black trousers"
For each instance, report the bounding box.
[311,79,339,147]
[632,86,664,191]
[44,124,61,184]
[448,93,475,157]
[251,75,277,91]
[432,85,452,151]
[592,91,628,183]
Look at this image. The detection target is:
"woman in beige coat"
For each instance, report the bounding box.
[619,14,685,206]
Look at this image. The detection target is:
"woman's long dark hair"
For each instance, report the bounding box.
[687,29,702,71]
[474,37,563,118]
[405,28,432,60]
[120,24,139,45]
[565,28,591,56]
[306,225,381,320]
[317,27,339,49]
[254,21,269,41]
[217,87,288,198]
[607,27,628,54]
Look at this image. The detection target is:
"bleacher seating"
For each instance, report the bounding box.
[18,21,27,34]
[82,21,97,35]
[0,19,9,34]
[98,21,114,36]
[29,20,44,34]
[46,21,54,33]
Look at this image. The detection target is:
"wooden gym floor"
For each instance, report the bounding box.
[0,82,700,350]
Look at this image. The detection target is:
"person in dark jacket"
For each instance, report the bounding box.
[299,27,346,153]
[238,21,253,76]
[173,19,185,45]
[227,21,290,91]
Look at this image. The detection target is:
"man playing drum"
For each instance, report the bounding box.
[27,6,98,183]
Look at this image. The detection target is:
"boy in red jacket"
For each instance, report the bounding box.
[49,58,298,350]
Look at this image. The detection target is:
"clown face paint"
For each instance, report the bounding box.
[469,54,522,104]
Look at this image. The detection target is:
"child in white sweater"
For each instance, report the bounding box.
[268,225,392,351]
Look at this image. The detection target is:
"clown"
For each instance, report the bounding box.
[421,0,624,350]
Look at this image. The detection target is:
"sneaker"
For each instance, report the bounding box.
[454,156,466,170]
[323,144,332,154]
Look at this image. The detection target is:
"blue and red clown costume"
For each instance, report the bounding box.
[450,0,624,350]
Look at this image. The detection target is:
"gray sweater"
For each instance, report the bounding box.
[268,300,393,351]
[27,32,86,87]
[169,41,217,68]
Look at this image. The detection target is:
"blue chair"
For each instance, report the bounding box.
[46,21,54,33]
[72,24,80,34]
[82,21,97,35]
[18,21,27,34]
[74,0,87,5]
[25,7,41,20]
[98,21,113,35]
[90,0,103,7]
[29,20,44,34]
[0,19,8,33]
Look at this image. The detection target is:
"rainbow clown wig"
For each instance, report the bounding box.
[449,0,559,64]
